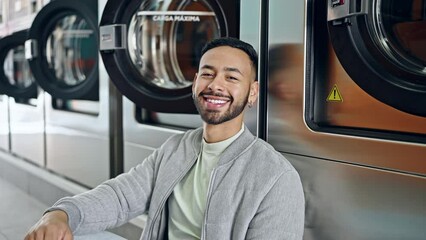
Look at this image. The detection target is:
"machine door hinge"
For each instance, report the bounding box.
[99,24,127,51]
[328,0,369,25]
[25,39,38,60]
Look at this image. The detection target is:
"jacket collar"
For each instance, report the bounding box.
[190,125,257,166]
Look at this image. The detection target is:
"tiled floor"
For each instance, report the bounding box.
[0,151,143,240]
[0,177,48,240]
[0,177,128,240]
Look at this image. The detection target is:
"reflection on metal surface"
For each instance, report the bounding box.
[268,44,306,153]
[127,0,220,90]
[0,95,10,151]
[45,14,97,87]
[46,124,109,188]
[52,98,99,116]
[9,92,45,166]
[136,107,202,130]
[287,153,426,240]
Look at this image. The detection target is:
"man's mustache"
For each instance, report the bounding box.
[199,91,233,101]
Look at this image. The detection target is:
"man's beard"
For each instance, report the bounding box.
[193,91,249,125]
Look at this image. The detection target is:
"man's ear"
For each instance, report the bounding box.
[249,81,259,102]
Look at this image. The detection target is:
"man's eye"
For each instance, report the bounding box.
[201,73,213,77]
[227,76,238,81]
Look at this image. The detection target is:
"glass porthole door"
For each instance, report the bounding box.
[26,0,99,100]
[100,0,240,113]
[327,0,426,116]
[0,31,37,99]
[306,0,426,143]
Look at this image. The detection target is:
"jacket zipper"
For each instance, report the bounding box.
[147,155,199,239]
[201,168,218,240]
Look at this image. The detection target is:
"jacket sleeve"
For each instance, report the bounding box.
[246,170,305,240]
[46,147,163,235]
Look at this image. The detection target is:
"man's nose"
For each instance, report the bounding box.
[208,74,225,92]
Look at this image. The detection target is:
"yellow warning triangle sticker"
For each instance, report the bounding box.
[327,84,343,102]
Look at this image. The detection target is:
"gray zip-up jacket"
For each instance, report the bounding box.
[49,127,305,239]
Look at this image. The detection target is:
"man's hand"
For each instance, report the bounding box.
[24,210,73,240]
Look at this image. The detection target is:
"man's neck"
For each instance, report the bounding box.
[202,118,243,143]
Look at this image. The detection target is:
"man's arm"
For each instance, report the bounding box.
[246,170,305,240]
[25,146,162,238]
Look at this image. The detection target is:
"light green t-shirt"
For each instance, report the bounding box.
[168,126,244,240]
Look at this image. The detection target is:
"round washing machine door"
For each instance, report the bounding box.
[327,0,426,116]
[0,31,37,99]
[100,0,240,113]
[26,0,99,100]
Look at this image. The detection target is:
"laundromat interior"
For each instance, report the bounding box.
[0,0,425,239]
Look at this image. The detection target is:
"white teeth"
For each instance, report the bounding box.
[206,98,227,104]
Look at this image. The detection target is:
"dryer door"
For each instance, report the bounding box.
[26,0,99,100]
[100,0,239,113]
[327,0,426,116]
[306,0,426,143]
[0,31,37,99]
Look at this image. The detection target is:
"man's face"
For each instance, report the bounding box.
[192,46,258,125]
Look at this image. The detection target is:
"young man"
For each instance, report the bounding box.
[25,38,305,240]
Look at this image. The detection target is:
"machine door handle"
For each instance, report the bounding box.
[328,0,369,24]
[99,24,127,51]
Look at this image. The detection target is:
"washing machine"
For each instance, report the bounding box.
[25,0,113,188]
[99,0,261,172]
[0,1,9,152]
[266,0,426,239]
[0,30,44,166]
[2,1,47,166]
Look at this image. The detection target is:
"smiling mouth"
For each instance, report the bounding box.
[205,98,228,104]
[200,93,231,108]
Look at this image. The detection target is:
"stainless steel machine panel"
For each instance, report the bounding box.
[0,2,9,153]
[0,95,10,152]
[9,92,44,166]
[44,93,110,187]
[267,0,426,239]
[286,153,426,240]
[122,97,189,172]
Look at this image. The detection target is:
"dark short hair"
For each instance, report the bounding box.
[200,37,258,80]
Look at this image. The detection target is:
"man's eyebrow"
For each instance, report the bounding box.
[200,64,244,76]
[224,67,243,76]
[200,64,216,70]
